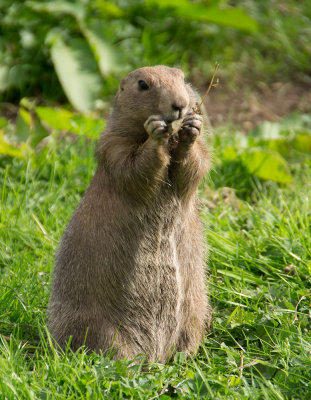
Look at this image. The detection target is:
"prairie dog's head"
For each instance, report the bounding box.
[114,66,198,125]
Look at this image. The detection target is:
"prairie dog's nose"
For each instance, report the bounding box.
[172,99,187,118]
[172,104,182,116]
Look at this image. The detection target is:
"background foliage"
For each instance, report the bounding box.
[1,0,310,109]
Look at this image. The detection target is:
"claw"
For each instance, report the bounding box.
[144,115,169,142]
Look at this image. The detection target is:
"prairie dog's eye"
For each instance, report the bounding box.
[138,80,149,90]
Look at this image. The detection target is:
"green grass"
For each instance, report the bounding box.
[1,118,311,399]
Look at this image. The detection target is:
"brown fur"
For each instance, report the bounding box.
[48,65,211,363]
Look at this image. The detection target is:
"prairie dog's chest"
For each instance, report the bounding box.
[134,205,183,309]
[123,193,184,297]
[137,196,183,262]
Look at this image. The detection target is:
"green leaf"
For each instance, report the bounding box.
[0,131,23,158]
[36,106,105,138]
[93,1,124,18]
[147,0,258,31]
[293,135,311,153]
[79,20,119,76]
[69,115,106,138]
[15,109,49,147]
[36,107,75,131]
[50,37,103,111]
[26,0,85,20]
[222,146,238,161]
[15,110,32,142]
[265,138,291,158]
[240,149,292,183]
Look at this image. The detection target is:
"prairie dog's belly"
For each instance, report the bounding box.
[119,220,183,360]
[155,230,182,346]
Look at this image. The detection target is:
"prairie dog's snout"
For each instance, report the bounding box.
[158,83,190,122]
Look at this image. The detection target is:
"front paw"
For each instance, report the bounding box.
[144,115,169,142]
[179,113,203,144]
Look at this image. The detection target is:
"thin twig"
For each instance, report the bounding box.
[234,359,260,373]
[193,63,219,115]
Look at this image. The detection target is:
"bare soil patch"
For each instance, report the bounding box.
[202,81,311,131]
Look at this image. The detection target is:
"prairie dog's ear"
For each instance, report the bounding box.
[172,68,185,79]
[115,76,128,101]
[119,76,128,91]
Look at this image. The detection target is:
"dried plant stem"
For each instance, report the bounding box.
[193,62,219,115]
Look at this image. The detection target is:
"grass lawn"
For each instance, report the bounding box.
[0,114,311,399]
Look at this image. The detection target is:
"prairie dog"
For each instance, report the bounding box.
[48,65,211,363]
